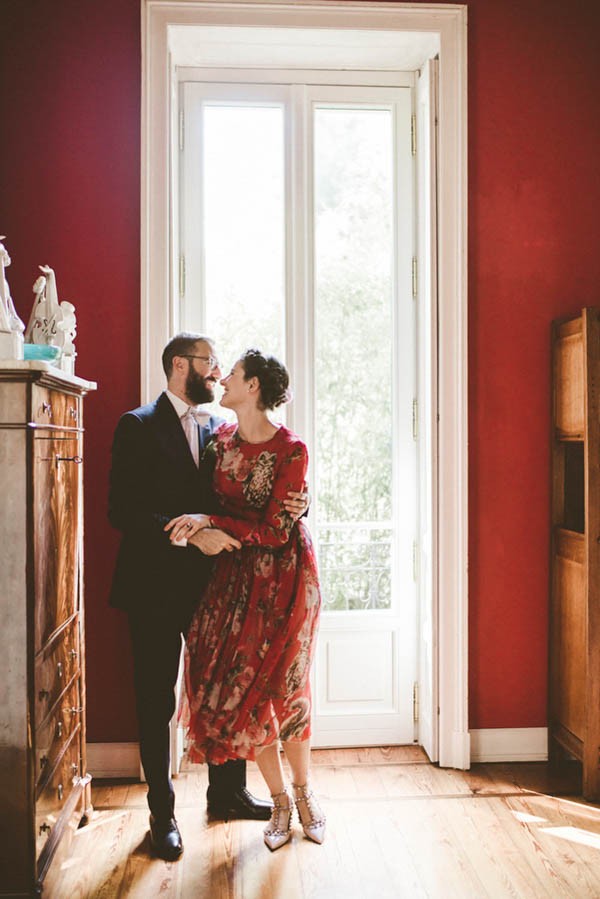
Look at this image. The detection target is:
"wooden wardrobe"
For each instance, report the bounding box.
[0,362,96,896]
[550,307,600,800]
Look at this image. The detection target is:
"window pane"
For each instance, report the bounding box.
[319,526,392,611]
[203,105,285,384]
[314,106,394,611]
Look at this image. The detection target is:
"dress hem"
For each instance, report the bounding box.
[186,729,312,766]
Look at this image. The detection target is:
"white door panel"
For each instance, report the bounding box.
[321,632,393,705]
[308,85,416,747]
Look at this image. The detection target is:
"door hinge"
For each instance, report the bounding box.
[412,256,418,298]
[179,108,185,152]
[412,398,418,441]
[412,540,419,582]
[411,114,417,156]
[413,681,419,723]
[179,254,186,298]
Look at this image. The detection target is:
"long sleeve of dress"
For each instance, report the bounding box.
[209,440,308,548]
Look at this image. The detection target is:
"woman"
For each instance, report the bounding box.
[166,349,324,850]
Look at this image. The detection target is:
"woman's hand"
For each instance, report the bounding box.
[283,482,310,521]
[164,513,211,544]
[188,528,242,555]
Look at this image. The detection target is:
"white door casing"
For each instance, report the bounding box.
[142,0,469,770]
[416,57,439,762]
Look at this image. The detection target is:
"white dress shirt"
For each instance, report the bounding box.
[165,390,211,547]
[165,389,211,466]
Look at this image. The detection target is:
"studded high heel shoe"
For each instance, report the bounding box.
[263,788,293,851]
[293,783,326,844]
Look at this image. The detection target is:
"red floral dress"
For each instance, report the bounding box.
[184,423,322,764]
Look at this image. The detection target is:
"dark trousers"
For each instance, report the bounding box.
[128,603,245,820]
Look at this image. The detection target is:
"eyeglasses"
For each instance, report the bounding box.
[180,354,220,369]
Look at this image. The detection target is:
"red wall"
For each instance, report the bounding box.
[468,0,600,726]
[1,0,599,739]
[0,0,141,741]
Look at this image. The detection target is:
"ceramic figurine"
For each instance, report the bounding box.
[0,237,24,360]
[25,264,77,373]
[25,275,47,340]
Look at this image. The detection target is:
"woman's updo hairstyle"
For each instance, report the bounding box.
[240,349,291,410]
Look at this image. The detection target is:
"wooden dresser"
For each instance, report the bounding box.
[550,308,600,800]
[0,362,96,896]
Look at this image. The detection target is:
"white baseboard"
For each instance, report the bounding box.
[87,729,548,777]
[470,728,548,763]
[87,742,141,779]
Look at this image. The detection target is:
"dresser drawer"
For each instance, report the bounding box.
[35,617,80,728]
[36,678,82,787]
[35,730,81,859]
[31,385,81,428]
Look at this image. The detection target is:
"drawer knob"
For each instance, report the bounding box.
[39,822,51,835]
[69,706,83,715]
[38,689,50,701]
[57,721,63,738]
[57,661,63,679]
[58,784,63,801]
[40,755,49,768]
[71,763,79,775]
[55,455,83,464]
[69,407,78,421]
[42,402,52,416]
[69,648,78,660]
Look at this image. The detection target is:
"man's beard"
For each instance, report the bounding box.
[185,367,214,405]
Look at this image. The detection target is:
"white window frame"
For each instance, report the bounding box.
[142,0,469,770]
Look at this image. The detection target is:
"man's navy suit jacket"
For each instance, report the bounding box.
[108,391,222,619]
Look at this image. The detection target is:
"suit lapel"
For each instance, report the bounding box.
[152,392,198,475]
[198,422,212,453]
[199,415,223,452]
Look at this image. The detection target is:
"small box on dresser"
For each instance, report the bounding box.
[0,362,96,897]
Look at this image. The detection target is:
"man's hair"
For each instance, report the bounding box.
[162,332,212,378]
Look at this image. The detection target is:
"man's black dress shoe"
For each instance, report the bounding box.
[149,815,184,860]
[207,787,273,821]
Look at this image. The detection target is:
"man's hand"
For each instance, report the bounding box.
[165,512,211,543]
[283,483,309,521]
[188,528,241,556]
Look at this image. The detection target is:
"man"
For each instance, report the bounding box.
[108,332,306,860]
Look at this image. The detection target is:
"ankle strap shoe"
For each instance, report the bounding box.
[293,783,326,844]
[264,788,293,851]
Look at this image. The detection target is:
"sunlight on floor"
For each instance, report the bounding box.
[73,810,128,835]
[540,826,600,850]
[511,810,547,824]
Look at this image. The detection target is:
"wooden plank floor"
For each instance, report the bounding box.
[49,748,600,898]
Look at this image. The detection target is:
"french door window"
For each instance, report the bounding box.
[179,76,417,743]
